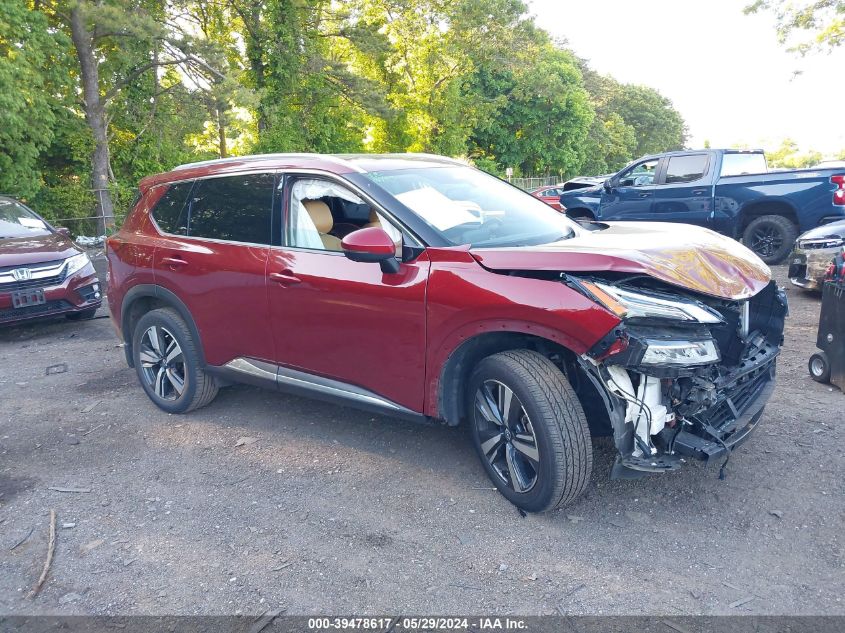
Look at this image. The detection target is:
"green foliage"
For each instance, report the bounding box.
[469,46,594,178]
[0,1,70,196]
[8,0,692,227]
[606,84,687,157]
[745,0,844,54]
[766,138,824,168]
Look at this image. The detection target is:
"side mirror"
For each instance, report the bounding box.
[341,227,400,274]
[55,226,71,238]
[603,179,614,192]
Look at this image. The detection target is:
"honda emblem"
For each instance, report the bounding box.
[11,268,32,281]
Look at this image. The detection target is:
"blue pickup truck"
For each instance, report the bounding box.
[559,149,845,263]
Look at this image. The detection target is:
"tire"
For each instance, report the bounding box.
[66,307,98,320]
[131,307,218,413]
[466,350,592,513]
[742,215,798,264]
[809,351,831,384]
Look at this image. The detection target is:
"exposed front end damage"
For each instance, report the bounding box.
[568,277,787,479]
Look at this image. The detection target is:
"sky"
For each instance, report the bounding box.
[529,0,845,156]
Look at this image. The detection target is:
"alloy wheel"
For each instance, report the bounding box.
[749,225,782,258]
[139,325,185,401]
[474,380,540,493]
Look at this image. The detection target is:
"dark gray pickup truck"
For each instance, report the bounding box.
[559,149,845,263]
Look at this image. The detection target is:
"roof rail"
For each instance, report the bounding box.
[171,153,339,171]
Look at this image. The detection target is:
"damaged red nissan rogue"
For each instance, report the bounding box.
[107,154,787,512]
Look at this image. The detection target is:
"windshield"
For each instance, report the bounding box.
[0,199,50,239]
[363,166,578,247]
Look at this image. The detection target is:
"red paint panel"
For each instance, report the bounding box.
[422,248,621,416]
[341,227,397,255]
[267,248,430,411]
[152,236,271,366]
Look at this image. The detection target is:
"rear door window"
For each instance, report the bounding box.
[720,153,768,176]
[188,173,275,244]
[664,154,709,184]
[151,182,193,235]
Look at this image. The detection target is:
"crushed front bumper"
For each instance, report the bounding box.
[671,344,778,461]
[789,247,839,290]
[577,281,786,478]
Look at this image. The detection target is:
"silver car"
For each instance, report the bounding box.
[788,220,845,289]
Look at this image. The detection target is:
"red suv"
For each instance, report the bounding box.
[1,196,102,326]
[107,154,786,512]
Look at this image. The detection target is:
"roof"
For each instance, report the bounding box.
[141,152,465,191]
[638,148,765,161]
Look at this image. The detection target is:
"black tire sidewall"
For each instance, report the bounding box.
[467,357,563,513]
[132,310,199,413]
[808,352,831,383]
[743,216,797,264]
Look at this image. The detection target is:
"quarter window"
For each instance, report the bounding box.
[664,155,708,184]
[151,182,193,235]
[188,173,275,244]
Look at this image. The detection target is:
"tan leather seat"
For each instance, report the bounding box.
[364,209,402,251]
[303,199,341,250]
[364,208,382,230]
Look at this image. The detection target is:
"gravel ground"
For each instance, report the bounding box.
[0,264,842,616]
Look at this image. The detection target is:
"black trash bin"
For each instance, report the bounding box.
[809,248,845,390]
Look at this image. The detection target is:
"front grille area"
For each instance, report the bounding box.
[0,259,67,291]
[697,347,776,433]
[798,239,843,250]
[0,300,73,322]
[0,272,66,291]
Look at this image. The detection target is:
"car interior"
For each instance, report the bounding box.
[290,179,403,252]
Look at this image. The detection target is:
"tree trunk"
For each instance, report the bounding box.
[217,105,227,158]
[69,3,115,235]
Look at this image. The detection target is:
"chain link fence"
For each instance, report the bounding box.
[509,176,559,191]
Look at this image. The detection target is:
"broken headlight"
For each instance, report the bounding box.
[640,339,720,366]
[582,281,722,324]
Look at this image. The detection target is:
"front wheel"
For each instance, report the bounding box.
[742,215,798,264]
[467,350,592,513]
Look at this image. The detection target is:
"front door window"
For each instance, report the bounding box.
[618,159,659,187]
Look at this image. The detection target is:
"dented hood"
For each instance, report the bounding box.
[470,222,771,300]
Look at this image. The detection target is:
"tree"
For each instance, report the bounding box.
[606,84,687,157]
[35,0,225,233]
[468,46,593,177]
[766,138,823,168]
[0,2,69,197]
[745,0,844,54]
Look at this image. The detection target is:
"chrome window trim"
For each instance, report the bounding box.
[147,167,424,251]
[0,259,67,285]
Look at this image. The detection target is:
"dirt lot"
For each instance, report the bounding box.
[0,264,842,616]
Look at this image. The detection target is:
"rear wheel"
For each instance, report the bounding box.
[742,215,798,264]
[809,351,831,384]
[132,308,218,413]
[467,350,592,513]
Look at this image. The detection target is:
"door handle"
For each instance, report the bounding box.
[639,193,652,198]
[692,189,707,195]
[161,256,187,269]
[269,270,301,286]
